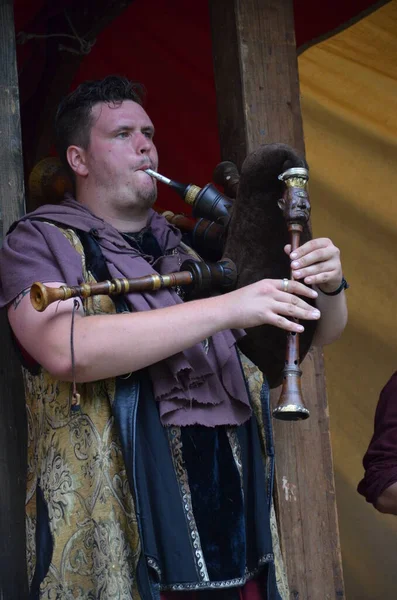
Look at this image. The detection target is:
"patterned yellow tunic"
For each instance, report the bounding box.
[23,225,288,599]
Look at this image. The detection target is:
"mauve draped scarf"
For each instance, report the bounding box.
[0,197,252,427]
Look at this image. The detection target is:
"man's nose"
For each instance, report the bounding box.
[136,133,152,154]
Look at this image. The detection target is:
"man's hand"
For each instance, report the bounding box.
[284,237,348,346]
[223,278,320,333]
[285,237,343,293]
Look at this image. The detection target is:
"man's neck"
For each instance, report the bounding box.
[76,189,149,232]
[100,212,149,233]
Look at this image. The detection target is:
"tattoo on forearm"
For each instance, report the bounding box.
[13,288,30,310]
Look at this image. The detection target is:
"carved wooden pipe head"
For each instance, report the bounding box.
[277,167,311,226]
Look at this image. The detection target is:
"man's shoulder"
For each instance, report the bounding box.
[6,212,79,250]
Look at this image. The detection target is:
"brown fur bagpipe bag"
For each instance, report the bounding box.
[211,142,317,390]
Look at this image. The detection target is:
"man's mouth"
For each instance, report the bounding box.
[136,162,153,172]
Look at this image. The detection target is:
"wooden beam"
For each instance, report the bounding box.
[0,0,28,597]
[209,0,345,597]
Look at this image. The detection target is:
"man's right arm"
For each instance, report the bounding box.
[8,279,320,383]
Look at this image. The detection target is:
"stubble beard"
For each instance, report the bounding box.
[136,185,157,209]
[117,168,158,211]
[97,169,158,214]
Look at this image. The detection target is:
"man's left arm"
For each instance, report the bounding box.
[285,237,348,346]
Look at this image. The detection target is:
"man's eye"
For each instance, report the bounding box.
[143,131,154,140]
[117,131,129,139]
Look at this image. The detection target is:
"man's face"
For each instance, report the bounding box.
[83,100,159,214]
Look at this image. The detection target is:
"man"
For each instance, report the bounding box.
[358,372,397,515]
[0,75,347,599]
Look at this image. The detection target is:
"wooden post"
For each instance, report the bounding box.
[209,1,345,597]
[0,0,28,597]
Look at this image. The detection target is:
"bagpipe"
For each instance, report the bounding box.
[30,143,316,420]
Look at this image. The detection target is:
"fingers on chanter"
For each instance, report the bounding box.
[275,291,312,310]
[272,314,304,333]
[296,237,331,255]
[292,241,335,266]
[277,300,320,321]
[278,279,318,299]
[295,263,334,280]
[303,265,335,282]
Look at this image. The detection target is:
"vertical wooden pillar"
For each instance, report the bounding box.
[209,1,345,597]
[0,0,28,597]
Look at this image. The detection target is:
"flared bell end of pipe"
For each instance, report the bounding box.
[30,282,47,312]
[272,405,310,421]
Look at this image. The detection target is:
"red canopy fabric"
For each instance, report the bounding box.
[14,0,384,212]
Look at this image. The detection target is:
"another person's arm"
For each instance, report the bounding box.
[375,482,397,515]
[357,372,397,514]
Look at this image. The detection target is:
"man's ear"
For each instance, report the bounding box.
[66,145,88,177]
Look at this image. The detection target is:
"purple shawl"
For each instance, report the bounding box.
[0,197,252,427]
[357,371,397,504]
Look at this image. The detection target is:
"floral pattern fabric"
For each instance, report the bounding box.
[24,226,140,599]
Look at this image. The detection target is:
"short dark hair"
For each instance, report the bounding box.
[54,75,145,174]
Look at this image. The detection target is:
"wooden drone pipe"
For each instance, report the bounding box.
[30,258,237,312]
